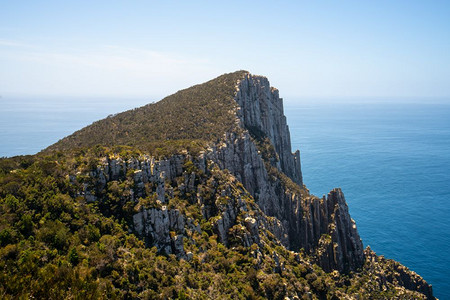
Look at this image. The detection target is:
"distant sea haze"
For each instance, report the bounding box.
[1,97,449,299]
[0,97,152,157]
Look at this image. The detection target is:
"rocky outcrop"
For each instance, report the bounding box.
[80,154,187,203]
[78,154,195,257]
[234,75,364,273]
[133,207,186,257]
[312,189,364,273]
[363,247,434,299]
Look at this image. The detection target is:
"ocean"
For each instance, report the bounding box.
[286,100,450,299]
[1,97,449,299]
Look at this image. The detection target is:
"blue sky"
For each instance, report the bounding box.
[1,0,449,99]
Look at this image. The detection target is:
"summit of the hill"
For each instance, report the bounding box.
[46,70,249,152]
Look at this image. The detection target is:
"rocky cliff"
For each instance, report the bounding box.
[235,74,302,185]
[207,73,364,273]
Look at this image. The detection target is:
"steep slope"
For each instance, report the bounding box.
[0,71,434,299]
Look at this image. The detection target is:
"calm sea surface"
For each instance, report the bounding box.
[286,100,450,299]
[1,97,449,299]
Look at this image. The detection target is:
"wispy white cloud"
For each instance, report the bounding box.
[2,41,207,70]
[0,39,219,97]
[0,39,36,48]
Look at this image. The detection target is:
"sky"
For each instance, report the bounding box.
[1,0,450,100]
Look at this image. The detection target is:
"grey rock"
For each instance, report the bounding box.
[313,189,364,273]
[132,207,186,256]
[273,251,282,273]
[235,74,302,185]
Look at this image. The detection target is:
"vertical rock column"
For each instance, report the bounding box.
[314,188,365,273]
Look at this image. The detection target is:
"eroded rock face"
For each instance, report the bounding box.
[313,189,365,273]
[234,75,364,273]
[206,74,365,272]
[235,74,302,186]
[206,131,271,212]
[80,155,186,203]
[133,207,186,257]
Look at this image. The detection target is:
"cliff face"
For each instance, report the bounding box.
[235,74,302,185]
[206,73,364,273]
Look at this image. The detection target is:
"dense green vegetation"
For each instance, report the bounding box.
[0,150,428,299]
[46,71,248,153]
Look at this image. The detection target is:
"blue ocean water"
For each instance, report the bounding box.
[286,100,450,299]
[1,97,449,298]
